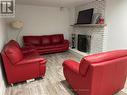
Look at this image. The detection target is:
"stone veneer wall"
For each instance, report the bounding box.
[71,0,107,54]
[75,0,105,20]
[73,27,106,54]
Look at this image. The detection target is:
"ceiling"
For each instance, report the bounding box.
[16,0,95,7]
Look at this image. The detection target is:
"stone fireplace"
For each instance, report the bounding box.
[69,0,107,54]
[71,26,107,54]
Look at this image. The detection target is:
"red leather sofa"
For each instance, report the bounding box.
[23,34,69,54]
[63,50,127,95]
[1,40,47,85]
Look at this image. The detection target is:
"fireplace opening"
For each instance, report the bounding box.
[78,35,91,53]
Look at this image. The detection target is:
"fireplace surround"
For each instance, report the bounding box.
[70,26,106,54]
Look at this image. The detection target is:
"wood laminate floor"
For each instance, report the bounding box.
[5,52,127,95]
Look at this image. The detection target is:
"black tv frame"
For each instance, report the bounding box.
[76,8,94,24]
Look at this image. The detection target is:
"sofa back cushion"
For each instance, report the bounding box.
[51,34,64,44]
[41,36,51,46]
[4,41,23,64]
[23,36,41,45]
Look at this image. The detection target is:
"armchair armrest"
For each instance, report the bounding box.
[24,43,35,47]
[63,59,80,74]
[22,47,37,54]
[16,56,46,65]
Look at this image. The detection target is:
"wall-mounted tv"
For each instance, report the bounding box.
[76,8,94,24]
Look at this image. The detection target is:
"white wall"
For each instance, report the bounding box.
[7,5,70,45]
[0,19,7,95]
[106,0,127,50]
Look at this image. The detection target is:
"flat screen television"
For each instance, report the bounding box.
[76,8,94,24]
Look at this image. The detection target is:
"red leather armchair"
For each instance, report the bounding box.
[63,50,127,95]
[1,40,47,84]
[23,34,69,54]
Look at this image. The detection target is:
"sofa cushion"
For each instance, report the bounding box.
[5,43,23,64]
[51,34,64,44]
[35,43,67,50]
[41,36,51,46]
[23,36,41,45]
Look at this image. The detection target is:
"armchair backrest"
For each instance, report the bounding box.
[9,40,21,48]
[2,40,23,65]
[80,50,127,95]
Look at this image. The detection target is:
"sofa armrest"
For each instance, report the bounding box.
[63,59,80,74]
[63,40,69,44]
[16,56,46,65]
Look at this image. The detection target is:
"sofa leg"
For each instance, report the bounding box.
[26,79,35,83]
[10,83,13,87]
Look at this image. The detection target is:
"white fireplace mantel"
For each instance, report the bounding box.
[71,24,107,28]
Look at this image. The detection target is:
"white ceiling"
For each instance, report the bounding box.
[16,0,95,7]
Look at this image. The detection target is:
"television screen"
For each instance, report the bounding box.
[76,8,94,24]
